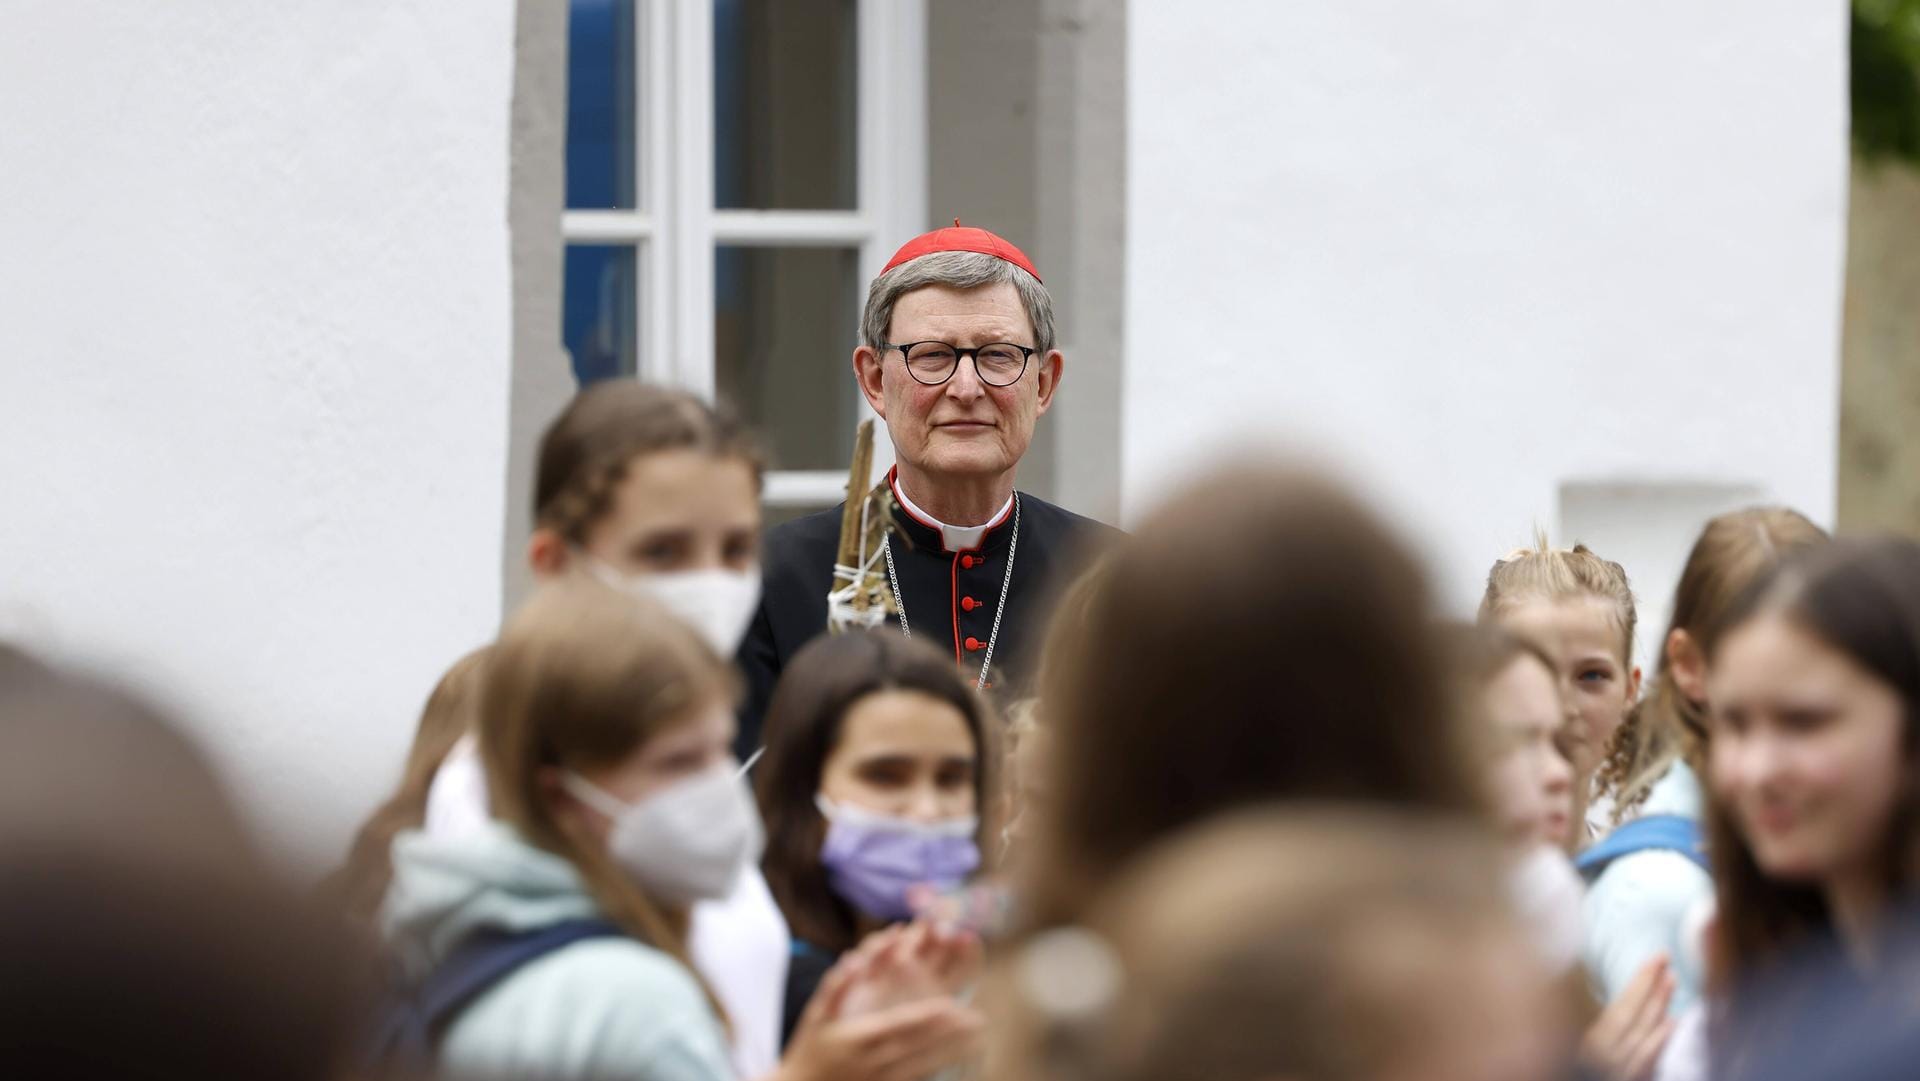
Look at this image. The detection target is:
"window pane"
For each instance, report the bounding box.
[714,0,857,210]
[563,245,638,384]
[566,0,637,209]
[716,247,862,469]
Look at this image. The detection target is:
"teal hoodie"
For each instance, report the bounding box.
[382,822,735,1081]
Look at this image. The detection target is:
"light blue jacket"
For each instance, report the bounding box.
[382,823,735,1081]
[1581,763,1714,1017]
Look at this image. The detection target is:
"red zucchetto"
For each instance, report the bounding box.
[880,219,1042,283]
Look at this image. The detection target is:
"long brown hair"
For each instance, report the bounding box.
[535,380,764,544]
[756,631,999,953]
[1024,464,1480,929]
[1604,508,1827,823]
[479,580,734,1002]
[323,647,490,924]
[1707,536,1920,997]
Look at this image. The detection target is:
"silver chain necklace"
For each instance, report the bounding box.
[883,495,1021,689]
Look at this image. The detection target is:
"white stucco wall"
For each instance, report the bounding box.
[1122,2,1849,628]
[0,2,519,867]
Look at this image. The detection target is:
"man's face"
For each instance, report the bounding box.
[854,280,1062,484]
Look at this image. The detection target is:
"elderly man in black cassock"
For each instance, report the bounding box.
[735,224,1116,756]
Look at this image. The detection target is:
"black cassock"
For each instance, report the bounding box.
[735,481,1117,758]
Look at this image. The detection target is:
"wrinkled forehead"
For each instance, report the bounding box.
[888,280,1035,344]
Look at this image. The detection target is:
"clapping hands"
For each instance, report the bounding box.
[774,918,986,1081]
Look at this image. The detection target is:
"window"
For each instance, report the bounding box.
[562,0,927,508]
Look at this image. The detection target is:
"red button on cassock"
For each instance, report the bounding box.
[961,596,979,612]
[961,555,976,569]
[964,637,983,652]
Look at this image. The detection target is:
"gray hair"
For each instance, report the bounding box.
[861,250,1056,354]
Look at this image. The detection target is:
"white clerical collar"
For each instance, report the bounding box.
[890,473,1014,552]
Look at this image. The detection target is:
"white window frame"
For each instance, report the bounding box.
[561,0,927,507]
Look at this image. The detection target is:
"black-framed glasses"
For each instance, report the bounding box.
[881,340,1036,387]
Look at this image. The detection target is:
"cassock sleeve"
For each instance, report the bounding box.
[734,508,842,760]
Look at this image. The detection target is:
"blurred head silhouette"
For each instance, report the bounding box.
[1023,463,1480,927]
[0,643,368,1079]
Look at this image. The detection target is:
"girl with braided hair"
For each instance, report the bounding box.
[1479,540,1687,1032]
[1479,535,1643,850]
[1478,515,1828,1029]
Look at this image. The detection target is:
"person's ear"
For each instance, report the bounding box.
[538,766,597,838]
[1627,664,1643,705]
[1033,350,1065,416]
[1667,628,1707,705]
[527,528,571,579]
[853,344,888,416]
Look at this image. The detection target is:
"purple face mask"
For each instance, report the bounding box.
[815,795,981,921]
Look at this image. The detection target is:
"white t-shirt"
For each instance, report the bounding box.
[424,736,791,1079]
[1582,764,1714,1017]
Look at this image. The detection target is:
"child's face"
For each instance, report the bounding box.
[1483,657,1576,849]
[1709,613,1906,885]
[1498,597,1640,784]
[569,694,738,844]
[578,449,761,576]
[821,689,979,823]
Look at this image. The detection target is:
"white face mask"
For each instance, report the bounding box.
[583,559,762,656]
[563,763,765,906]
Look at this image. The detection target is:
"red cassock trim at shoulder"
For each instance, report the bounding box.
[888,466,945,533]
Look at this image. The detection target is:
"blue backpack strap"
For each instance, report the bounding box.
[368,918,625,1067]
[1575,814,1708,879]
[418,918,625,1031]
